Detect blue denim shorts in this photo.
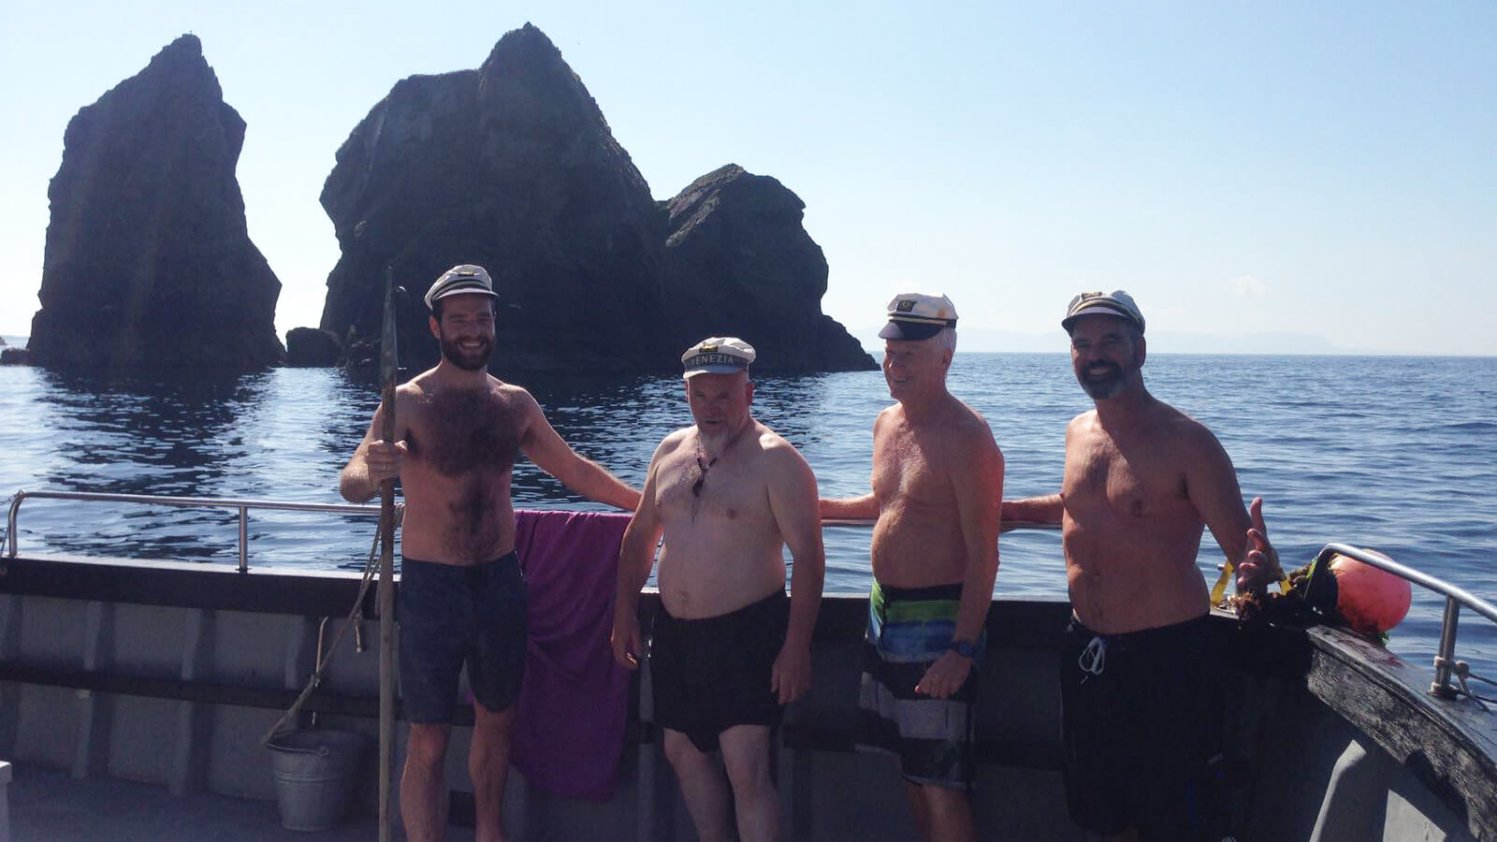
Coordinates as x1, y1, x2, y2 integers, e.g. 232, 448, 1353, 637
398, 553, 527, 723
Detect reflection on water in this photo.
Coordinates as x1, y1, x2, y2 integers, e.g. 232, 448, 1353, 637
2, 355, 1495, 676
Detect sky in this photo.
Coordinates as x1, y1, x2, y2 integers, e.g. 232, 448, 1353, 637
1, 1, 1493, 355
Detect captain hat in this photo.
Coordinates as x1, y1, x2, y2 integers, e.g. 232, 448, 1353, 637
424, 264, 497, 310
681, 337, 756, 378
1060, 290, 1146, 334
878, 293, 958, 341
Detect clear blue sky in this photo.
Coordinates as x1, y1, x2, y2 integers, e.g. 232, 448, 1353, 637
2, 1, 1493, 354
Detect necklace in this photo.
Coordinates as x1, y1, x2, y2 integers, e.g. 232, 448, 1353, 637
692, 422, 750, 497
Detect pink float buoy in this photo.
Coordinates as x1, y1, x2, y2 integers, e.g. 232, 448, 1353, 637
1330, 551, 1412, 636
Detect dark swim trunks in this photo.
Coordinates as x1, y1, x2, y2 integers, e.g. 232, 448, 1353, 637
857, 580, 982, 791
649, 590, 789, 753
1061, 614, 1227, 841
398, 553, 527, 724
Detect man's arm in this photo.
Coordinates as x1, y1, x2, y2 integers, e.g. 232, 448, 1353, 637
517, 390, 641, 512
611, 446, 666, 670
916, 424, 1004, 700
1184, 424, 1280, 593
1001, 494, 1063, 527
819, 493, 879, 520
766, 442, 826, 704
339, 400, 403, 503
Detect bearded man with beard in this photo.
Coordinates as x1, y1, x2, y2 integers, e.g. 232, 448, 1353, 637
1004, 290, 1281, 842
340, 264, 639, 842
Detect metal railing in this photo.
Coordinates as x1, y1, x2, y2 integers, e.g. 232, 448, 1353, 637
1312, 542, 1497, 700
5, 489, 393, 573
6, 490, 1492, 701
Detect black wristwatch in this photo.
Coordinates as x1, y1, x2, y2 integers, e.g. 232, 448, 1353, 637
948, 640, 977, 659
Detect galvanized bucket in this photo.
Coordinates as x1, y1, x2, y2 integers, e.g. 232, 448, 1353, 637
266, 730, 367, 831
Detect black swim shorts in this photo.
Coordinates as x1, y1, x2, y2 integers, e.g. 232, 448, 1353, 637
398, 553, 527, 724
649, 590, 788, 752
1060, 614, 1227, 840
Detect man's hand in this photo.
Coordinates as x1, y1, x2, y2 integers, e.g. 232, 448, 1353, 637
1236, 497, 1283, 593
771, 642, 813, 704
611, 614, 643, 671
364, 440, 406, 485
915, 651, 973, 699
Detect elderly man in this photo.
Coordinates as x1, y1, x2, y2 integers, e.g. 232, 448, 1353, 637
821, 294, 1005, 842
1004, 290, 1281, 842
612, 337, 825, 842
340, 264, 639, 842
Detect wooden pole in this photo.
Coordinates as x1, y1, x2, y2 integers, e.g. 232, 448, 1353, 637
377, 267, 398, 842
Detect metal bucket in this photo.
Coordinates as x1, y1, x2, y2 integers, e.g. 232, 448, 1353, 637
266, 730, 367, 831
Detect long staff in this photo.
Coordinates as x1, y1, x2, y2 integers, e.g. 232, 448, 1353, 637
377, 267, 398, 842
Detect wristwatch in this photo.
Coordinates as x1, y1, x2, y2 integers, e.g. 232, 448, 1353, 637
948, 640, 977, 658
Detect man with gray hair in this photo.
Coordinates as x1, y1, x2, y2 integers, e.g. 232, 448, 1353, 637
612, 337, 825, 842
1005, 290, 1281, 841
821, 294, 1004, 842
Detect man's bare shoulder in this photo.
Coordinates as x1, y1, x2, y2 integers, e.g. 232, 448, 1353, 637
491, 378, 535, 401
393, 373, 436, 410
1156, 403, 1230, 458
650, 427, 694, 458
1067, 409, 1099, 433
754, 422, 811, 465
949, 399, 997, 439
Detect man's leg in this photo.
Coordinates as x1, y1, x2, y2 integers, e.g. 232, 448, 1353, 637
401, 722, 451, 842
905, 782, 975, 842
719, 724, 779, 842
663, 729, 734, 842
470, 701, 517, 842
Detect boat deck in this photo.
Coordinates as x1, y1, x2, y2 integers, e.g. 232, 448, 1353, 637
7, 763, 439, 842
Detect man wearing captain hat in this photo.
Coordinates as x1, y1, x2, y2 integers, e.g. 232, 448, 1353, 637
613, 337, 825, 842
1004, 289, 1281, 840
340, 264, 640, 842
821, 294, 1004, 842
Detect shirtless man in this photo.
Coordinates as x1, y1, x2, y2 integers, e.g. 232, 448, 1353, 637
820, 294, 1004, 842
611, 337, 824, 842
1003, 290, 1281, 841
339, 264, 639, 842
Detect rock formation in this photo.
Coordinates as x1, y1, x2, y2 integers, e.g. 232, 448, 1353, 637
319, 24, 873, 374
320, 24, 669, 373
28, 35, 283, 371
661, 165, 872, 371
285, 327, 341, 367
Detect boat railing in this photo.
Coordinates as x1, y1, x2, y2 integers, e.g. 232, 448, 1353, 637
4, 489, 394, 573
1315, 542, 1497, 701
6, 490, 1493, 702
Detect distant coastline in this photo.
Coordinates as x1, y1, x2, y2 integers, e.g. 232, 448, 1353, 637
849, 326, 1479, 357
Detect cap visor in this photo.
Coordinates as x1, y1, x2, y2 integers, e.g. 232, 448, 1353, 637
879, 321, 944, 341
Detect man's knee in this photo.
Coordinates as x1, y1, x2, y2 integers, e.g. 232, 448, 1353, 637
405, 723, 452, 769
471, 701, 516, 741
719, 726, 774, 793
916, 782, 971, 814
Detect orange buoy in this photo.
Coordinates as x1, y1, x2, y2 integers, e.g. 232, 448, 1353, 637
1329, 551, 1412, 636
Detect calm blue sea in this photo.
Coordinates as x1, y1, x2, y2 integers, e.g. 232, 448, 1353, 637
2, 353, 1494, 679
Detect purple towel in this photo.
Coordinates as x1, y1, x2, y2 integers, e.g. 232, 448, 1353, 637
511, 509, 632, 801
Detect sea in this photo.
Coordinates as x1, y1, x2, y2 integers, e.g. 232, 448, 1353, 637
2, 351, 1495, 682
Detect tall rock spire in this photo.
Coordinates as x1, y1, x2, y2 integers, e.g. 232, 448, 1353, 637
29, 34, 284, 371
320, 23, 669, 372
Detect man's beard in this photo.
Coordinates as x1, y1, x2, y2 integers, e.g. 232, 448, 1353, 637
441, 335, 493, 371
1078, 360, 1126, 399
